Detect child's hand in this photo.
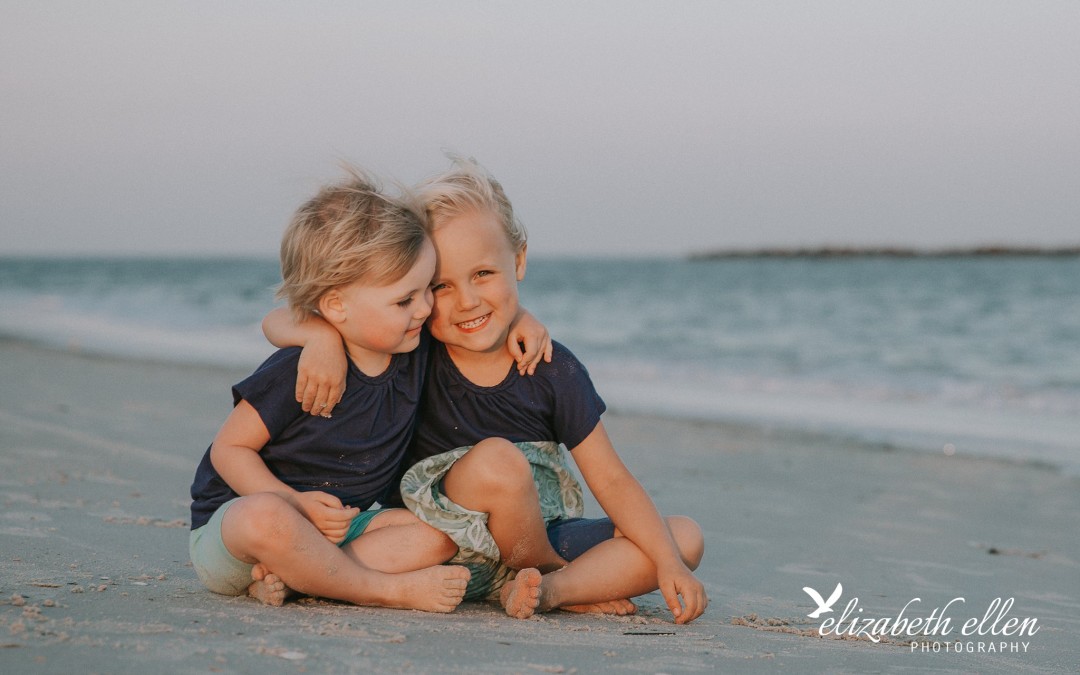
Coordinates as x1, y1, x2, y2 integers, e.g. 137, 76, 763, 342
508, 309, 553, 376
296, 334, 348, 416
657, 564, 708, 624
290, 491, 360, 544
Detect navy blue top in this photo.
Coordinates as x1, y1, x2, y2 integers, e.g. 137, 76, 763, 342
189, 332, 429, 530
408, 340, 607, 465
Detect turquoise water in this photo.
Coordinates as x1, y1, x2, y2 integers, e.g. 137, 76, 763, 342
3, 255, 1078, 471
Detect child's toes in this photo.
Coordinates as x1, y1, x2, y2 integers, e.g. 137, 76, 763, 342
500, 568, 542, 619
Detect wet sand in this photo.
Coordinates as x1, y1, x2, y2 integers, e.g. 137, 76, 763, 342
1, 339, 1077, 673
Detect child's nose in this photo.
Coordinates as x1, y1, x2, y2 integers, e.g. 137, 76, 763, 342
456, 285, 480, 310
416, 288, 434, 318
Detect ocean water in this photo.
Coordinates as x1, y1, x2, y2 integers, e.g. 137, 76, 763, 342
2, 255, 1078, 473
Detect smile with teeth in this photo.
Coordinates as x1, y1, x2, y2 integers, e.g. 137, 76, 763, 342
456, 314, 490, 331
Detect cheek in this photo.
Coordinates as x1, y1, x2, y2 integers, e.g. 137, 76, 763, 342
493, 282, 519, 309
377, 309, 410, 335
429, 295, 452, 322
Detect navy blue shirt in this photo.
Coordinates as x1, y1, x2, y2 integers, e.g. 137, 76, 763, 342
408, 340, 607, 465
190, 333, 429, 530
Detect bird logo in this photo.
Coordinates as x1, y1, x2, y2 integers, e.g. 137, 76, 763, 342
803, 583, 843, 618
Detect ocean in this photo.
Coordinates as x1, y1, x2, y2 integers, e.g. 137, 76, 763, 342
2, 255, 1078, 473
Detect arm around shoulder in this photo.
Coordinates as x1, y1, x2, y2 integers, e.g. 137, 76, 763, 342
508, 307, 553, 375
261, 307, 348, 415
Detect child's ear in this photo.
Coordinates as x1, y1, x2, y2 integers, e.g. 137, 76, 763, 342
318, 290, 346, 324
514, 244, 528, 281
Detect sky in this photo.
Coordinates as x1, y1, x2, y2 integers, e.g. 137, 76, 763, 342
2, 1, 1078, 258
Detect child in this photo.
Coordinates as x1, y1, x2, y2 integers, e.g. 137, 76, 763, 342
188, 169, 473, 611
282, 158, 707, 624
405, 158, 706, 623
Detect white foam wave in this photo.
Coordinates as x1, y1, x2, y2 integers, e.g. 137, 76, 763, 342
0, 296, 272, 368
588, 364, 1080, 474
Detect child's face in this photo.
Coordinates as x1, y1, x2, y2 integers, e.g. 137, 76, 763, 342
428, 208, 525, 359
330, 239, 437, 363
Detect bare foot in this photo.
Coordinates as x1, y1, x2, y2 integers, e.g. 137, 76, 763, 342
247, 563, 292, 607
500, 568, 542, 619
560, 598, 638, 615
379, 565, 471, 613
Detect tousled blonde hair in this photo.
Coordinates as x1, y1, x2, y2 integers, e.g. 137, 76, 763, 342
277, 168, 428, 320
414, 155, 527, 252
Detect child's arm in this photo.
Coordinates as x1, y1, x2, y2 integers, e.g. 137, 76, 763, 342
261, 305, 554, 409
209, 399, 360, 543
571, 421, 708, 624
262, 307, 347, 417
508, 308, 553, 376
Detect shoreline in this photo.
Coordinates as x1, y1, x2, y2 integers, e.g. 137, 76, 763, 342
6, 335, 1076, 477
2, 339, 1078, 672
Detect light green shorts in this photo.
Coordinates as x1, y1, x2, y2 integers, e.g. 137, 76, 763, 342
189, 497, 389, 596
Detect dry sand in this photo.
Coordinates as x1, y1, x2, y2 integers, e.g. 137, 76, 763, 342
1, 339, 1077, 673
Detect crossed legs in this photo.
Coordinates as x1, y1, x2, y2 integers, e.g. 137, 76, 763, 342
220, 493, 468, 612
503, 515, 705, 617
440, 438, 704, 618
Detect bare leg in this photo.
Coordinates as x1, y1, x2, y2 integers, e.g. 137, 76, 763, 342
247, 509, 456, 604
442, 438, 567, 573
341, 508, 458, 572
220, 493, 469, 613
502, 516, 704, 619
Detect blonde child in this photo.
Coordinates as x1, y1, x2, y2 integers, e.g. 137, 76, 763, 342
188, 170, 472, 611
405, 158, 706, 622
273, 159, 707, 623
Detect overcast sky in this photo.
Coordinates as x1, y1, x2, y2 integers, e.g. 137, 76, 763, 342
2, 1, 1078, 258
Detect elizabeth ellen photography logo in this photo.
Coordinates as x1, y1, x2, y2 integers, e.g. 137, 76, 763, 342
802, 583, 1040, 654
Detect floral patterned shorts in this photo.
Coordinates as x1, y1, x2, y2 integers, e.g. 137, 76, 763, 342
399, 441, 584, 600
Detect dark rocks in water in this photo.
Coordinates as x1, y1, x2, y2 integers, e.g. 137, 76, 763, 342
689, 245, 1080, 260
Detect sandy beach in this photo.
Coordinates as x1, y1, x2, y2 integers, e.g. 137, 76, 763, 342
1, 338, 1077, 674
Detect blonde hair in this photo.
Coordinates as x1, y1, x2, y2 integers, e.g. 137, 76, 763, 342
276, 168, 428, 321
414, 155, 527, 252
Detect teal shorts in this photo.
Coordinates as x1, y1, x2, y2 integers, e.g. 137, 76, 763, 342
189, 497, 389, 596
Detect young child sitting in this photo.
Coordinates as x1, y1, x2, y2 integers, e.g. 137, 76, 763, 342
188, 169, 472, 611
276, 158, 707, 624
